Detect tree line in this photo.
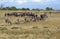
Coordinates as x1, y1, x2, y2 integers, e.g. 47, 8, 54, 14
0, 6, 54, 10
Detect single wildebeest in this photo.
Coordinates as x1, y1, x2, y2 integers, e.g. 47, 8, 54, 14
40, 13, 48, 20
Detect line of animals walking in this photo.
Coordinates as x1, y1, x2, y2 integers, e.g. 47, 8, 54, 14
5, 12, 48, 24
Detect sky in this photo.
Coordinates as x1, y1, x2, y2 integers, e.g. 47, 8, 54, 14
0, 0, 60, 10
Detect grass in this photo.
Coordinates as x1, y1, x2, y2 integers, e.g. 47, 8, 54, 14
0, 26, 59, 39
0, 10, 60, 39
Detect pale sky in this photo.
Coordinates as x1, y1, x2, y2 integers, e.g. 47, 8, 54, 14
0, 0, 60, 10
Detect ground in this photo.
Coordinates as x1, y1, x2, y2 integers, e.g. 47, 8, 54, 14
0, 10, 60, 39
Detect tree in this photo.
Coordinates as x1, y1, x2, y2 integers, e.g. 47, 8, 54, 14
21, 8, 30, 10
10, 6, 17, 10
32, 8, 40, 11
21, 8, 26, 10
46, 7, 54, 10
5, 7, 10, 10
2, 7, 10, 10
26, 8, 30, 10
1, 6, 17, 10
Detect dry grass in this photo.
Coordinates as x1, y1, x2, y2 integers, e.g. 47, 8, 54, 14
0, 10, 60, 39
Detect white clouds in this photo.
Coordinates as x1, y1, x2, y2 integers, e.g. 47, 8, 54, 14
32, 0, 41, 2
0, 0, 14, 3
15, 0, 27, 4
0, 0, 28, 4
32, 0, 56, 3
0, 0, 58, 4
45, 0, 57, 2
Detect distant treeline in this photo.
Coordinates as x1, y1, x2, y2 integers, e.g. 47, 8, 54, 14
0, 6, 54, 10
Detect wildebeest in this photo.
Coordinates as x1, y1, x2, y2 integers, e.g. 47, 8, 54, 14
5, 12, 21, 17
5, 19, 12, 24
5, 12, 37, 17
5, 12, 48, 23
40, 13, 48, 20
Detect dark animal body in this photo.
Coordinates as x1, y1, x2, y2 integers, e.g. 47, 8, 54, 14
5, 12, 48, 24
40, 13, 48, 20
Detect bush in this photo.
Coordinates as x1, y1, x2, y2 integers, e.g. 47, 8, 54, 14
0, 27, 7, 30
11, 27, 19, 29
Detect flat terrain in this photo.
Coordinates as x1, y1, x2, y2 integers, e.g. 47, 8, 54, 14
0, 10, 60, 39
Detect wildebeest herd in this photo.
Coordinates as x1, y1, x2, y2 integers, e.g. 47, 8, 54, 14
5, 12, 48, 24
